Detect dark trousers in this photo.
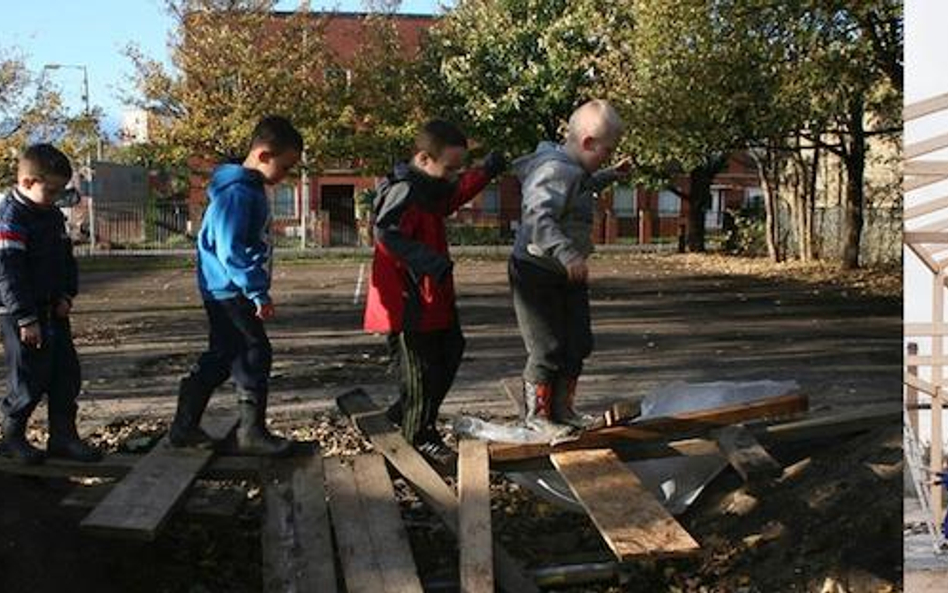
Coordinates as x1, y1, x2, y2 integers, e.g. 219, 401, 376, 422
508, 256, 592, 384
187, 297, 272, 400
387, 321, 465, 444
1, 313, 81, 422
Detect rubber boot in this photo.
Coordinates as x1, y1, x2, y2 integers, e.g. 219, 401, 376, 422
552, 376, 597, 430
523, 381, 574, 440
48, 408, 102, 462
234, 391, 293, 457
0, 415, 45, 465
168, 375, 215, 449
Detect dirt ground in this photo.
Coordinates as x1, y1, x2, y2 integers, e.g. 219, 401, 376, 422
0, 252, 901, 592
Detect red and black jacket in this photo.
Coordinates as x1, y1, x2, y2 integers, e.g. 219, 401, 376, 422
363, 163, 491, 333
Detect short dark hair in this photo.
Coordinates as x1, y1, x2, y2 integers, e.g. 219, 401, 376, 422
250, 115, 304, 155
414, 119, 468, 158
19, 143, 72, 180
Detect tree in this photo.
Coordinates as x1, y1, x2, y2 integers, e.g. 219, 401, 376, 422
421, 0, 630, 157
124, 0, 334, 167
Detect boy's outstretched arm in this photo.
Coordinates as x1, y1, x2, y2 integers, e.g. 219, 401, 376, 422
211, 190, 272, 305
376, 183, 452, 282
0, 219, 38, 327
446, 151, 507, 214
522, 161, 583, 269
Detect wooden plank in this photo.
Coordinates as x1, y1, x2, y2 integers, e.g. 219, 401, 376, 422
459, 440, 494, 593
80, 414, 239, 540
904, 355, 948, 366
0, 452, 261, 481
908, 343, 920, 435
550, 449, 700, 560
905, 161, 948, 177
906, 243, 942, 275
262, 455, 337, 593
325, 455, 422, 593
62, 481, 246, 518
499, 378, 525, 418
905, 323, 948, 336
903, 373, 937, 397
934, 270, 946, 525
905, 93, 948, 121
712, 425, 782, 483
489, 392, 808, 463
904, 175, 948, 192
905, 232, 948, 245
336, 389, 539, 593
906, 193, 948, 221
906, 132, 948, 160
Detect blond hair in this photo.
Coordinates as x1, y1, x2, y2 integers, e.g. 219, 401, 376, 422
566, 99, 624, 145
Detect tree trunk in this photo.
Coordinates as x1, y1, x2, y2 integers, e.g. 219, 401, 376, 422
685, 158, 725, 252
841, 101, 866, 270
750, 149, 781, 262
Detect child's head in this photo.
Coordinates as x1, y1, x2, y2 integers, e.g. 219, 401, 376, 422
244, 115, 303, 185
411, 119, 468, 182
565, 100, 625, 173
17, 143, 73, 206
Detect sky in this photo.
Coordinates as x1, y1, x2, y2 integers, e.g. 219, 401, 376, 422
1, 0, 447, 135
905, 0, 947, 445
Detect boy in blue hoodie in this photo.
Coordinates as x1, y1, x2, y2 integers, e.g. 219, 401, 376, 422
169, 115, 302, 456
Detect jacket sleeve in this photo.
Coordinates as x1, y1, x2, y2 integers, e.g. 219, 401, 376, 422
60, 210, 78, 301
585, 166, 623, 194
447, 168, 492, 214
521, 161, 583, 267
375, 182, 451, 281
211, 188, 271, 305
0, 211, 38, 326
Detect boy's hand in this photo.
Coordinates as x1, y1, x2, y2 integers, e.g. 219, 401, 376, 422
565, 258, 589, 284
613, 156, 634, 179
256, 302, 276, 321
482, 151, 508, 179
20, 322, 42, 348
54, 299, 72, 319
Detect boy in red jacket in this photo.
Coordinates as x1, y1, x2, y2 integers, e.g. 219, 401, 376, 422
364, 120, 505, 467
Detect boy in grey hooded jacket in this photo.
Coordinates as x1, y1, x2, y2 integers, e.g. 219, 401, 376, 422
509, 100, 630, 437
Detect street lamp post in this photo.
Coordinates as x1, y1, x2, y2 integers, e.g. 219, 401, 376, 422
43, 63, 99, 251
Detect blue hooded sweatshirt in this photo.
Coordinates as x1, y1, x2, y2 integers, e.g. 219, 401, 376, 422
197, 164, 272, 305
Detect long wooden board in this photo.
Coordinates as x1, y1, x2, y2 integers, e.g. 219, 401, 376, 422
336, 388, 539, 593
712, 425, 782, 483
325, 454, 423, 593
489, 392, 808, 463
262, 454, 338, 593
459, 439, 494, 593
550, 449, 700, 560
80, 414, 238, 540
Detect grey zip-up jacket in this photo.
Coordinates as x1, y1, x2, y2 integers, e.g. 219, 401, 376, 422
512, 141, 622, 275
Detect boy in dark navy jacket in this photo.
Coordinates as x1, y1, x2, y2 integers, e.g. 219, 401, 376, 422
0, 143, 100, 465
363, 120, 506, 467
169, 115, 301, 457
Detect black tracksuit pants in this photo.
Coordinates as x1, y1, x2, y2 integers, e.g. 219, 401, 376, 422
387, 321, 465, 445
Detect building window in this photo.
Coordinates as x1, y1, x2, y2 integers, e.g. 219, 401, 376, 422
482, 183, 500, 214
613, 185, 636, 217
271, 183, 297, 219
745, 187, 764, 210
658, 190, 681, 215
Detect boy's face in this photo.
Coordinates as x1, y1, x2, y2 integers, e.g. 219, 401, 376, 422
415, 146, 467, 182
579, 135, 617, 173
18, 173, 70, 206
258, 148, 301, 185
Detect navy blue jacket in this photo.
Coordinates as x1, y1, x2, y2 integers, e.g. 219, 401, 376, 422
0, 188, 78, 327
